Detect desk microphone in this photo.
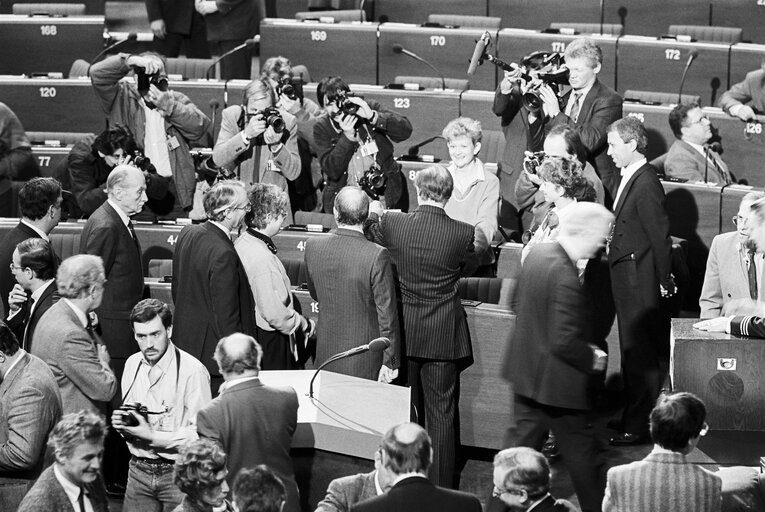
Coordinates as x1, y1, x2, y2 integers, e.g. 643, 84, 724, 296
89, 32, 138, 70
308, 337, 390, 398
400, 135, 444, 160
392, 44, 447, 90
677, 49, 699, 104
205, 38, 259, 80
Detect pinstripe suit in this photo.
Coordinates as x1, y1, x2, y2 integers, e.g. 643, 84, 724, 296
603, 451, 722, 512
365, 204, 475, 488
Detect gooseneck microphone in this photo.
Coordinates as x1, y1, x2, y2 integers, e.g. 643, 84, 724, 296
308, 337, 391, 398
205, 38, 259, 80
677, 50, 699, 104
89, 32, 138, 71
392, 44, 447, 90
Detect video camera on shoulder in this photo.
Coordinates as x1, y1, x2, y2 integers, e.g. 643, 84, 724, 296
517, 51, 569, 113
276, 76, 304, 102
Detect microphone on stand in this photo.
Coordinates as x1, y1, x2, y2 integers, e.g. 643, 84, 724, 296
359, 0, 366, 22
399, 135, 444, 160
677, 49, 699, 104
89, 32, 138, 71
392, 44, 447, 90
205, 38, 259, 80
467, 32, 490, 76
308, 337, 390, 398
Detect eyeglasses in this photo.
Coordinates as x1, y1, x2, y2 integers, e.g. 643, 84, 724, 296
231, 203, 251, 212
492, 486, 524, 499
9, 263, 25, 272
733, 215, 748, 226
689, 115, 710, 125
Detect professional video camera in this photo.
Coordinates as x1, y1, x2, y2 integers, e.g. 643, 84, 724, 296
276, 76, 304, 101
246, 107, 286, 133
357, 163, 386, 200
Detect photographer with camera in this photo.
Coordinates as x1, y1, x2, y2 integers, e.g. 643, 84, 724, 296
213, 78, 301, 223
63, 125, 173, 218
112, 298, 211, 511
261, 56, 324, 213
314, 76, 413, 213
494, 38, 622, 204
90, 53, 211, 220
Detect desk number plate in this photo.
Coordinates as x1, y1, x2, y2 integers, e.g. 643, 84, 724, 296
717, 358, 737, 371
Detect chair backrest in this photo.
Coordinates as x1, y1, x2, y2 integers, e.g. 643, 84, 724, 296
458, 277, 517, 309
427, 14, 501, 29
166, 57, 216, 80
650, 152, 668, 175
50, 232, 82, 261
295, 9, 365, 22
291, 64, 312, 83
148, 259, 173, 279
294, 211, 337, 229
68, 58, 91, 78
624, 90, 701, 106
668, 24, 743, 43
495, 242, 523, 280
477, 130, 506, 166
27, 131, 93, 146
307, 0, 361, 8
393, 76, 469, 91
13, 3, 86, 15
549, 22, 623, 36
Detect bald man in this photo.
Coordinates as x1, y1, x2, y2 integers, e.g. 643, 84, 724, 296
196, 333, 300, 512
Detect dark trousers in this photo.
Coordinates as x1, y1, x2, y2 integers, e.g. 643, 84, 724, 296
153, 12, 210, 58
408, 358, 459, 489
509, 395, 604, 512
209, 40, 252, 80
257, 326, 295, 371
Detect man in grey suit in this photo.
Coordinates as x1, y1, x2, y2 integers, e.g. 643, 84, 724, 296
305, 186, 400, 382
32, 254, 117, 415
0, 321, 62, 511
197, 333, 300, 512
665, 103, 732, 184
365, 165, 475, 488
603, 392, 722, 512
700, 192, 765, 318
17, 410, 110, 512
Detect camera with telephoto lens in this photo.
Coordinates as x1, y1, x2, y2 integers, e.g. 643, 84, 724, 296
515, 51, 569, 114
358, 163, 387, 200
133, 66, 169, 96
118, 402, 150, 427
132, 150, 157, 174
248, 107, 286, 133
276, 76, 303, 101
522, 150, 547, 175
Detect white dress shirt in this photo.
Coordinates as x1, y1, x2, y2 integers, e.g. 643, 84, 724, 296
613, 157, 647, 209
54, 463, 94, 512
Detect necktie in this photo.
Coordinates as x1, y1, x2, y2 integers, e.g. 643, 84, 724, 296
78, 487, 86, 512
570, 92, 582, 123
85, 316, 98, 345
127, 220, 143, 258
21, 297, 36, 351
709, 152, 731, 185
748, 249, 758, 300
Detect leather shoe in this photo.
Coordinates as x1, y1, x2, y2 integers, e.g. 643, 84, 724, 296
609, 432, 650, 446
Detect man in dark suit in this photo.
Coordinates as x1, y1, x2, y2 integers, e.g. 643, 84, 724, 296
0, 321, 62, 512
665, 103, 731, 184
172, 180, 254, 391
145, 0, 209, 58
0, 177, 61, 317
17, 410, 109, 512
365, 165, 475, 488
6, 238, 59, 351
606, 117, 674, 446
504, 200, 611, 512
197, 333, 300, 512
32, 255, 117, 416
353, 423, 481, 512
305, 186, 400, 382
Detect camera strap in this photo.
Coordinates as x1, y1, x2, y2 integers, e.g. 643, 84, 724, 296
122, 346, 182, 401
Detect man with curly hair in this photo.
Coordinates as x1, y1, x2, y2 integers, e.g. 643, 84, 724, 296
173, 438, 231, 512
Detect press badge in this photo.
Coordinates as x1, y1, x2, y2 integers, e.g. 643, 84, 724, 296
167, 135, 181, 151
360, 140, 379, 157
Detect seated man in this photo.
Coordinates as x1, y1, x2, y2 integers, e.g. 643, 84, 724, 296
490, 447, 571, 512
719, 65, 765, 121
603, 392, 721, 512
0, 102, 39, 214
665, 103, 732, 184
17, 410, 109, 512
90, 52, 211, 219
700, 192, 765, 318
63, 125, 170, 218
233, 465, 286, 512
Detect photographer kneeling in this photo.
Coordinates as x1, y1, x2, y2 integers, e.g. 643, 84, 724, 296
213, 78, 301, 224
314, 76, 412, 212
62, 125, 173, 218
112, 298, 211, 511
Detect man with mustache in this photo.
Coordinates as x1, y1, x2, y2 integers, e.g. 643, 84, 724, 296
111, 298, 211, 511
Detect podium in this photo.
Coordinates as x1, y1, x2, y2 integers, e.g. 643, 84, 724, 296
259, 370, 411, 459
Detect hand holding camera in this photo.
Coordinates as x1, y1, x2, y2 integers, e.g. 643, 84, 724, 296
538, 84, 561, 117
244, 115, 267, 140
127, 55, 163, 75
343, 96, 374, 122
337, 113, 357, 139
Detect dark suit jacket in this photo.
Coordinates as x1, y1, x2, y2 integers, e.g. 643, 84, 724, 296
352, 476, 481, 512
305, 228, 400, 378
203, 0, 261, 41
32, 300, 117, 415
0, 222, 40, 317
603, 451, 722, 512
16, 464, 109, 512
196, 378, 299, 512
80, 201, 143, 359
316, 470, 378, 512
0, 352, 62, 480
504, 242, 597, 410
7, 279, 60, 352
608, 163, 673, 311
365, 205, 474, 361
145, 0, 195, 35
172, 221, 255, 376
547, 79, 623, 197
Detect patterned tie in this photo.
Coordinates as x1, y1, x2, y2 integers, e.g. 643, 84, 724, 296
709, 152, 731, 185
748, 249, 758, 300
570, 92, 582, 123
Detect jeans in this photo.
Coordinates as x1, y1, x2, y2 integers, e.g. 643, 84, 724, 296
123, 457, 183, 512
